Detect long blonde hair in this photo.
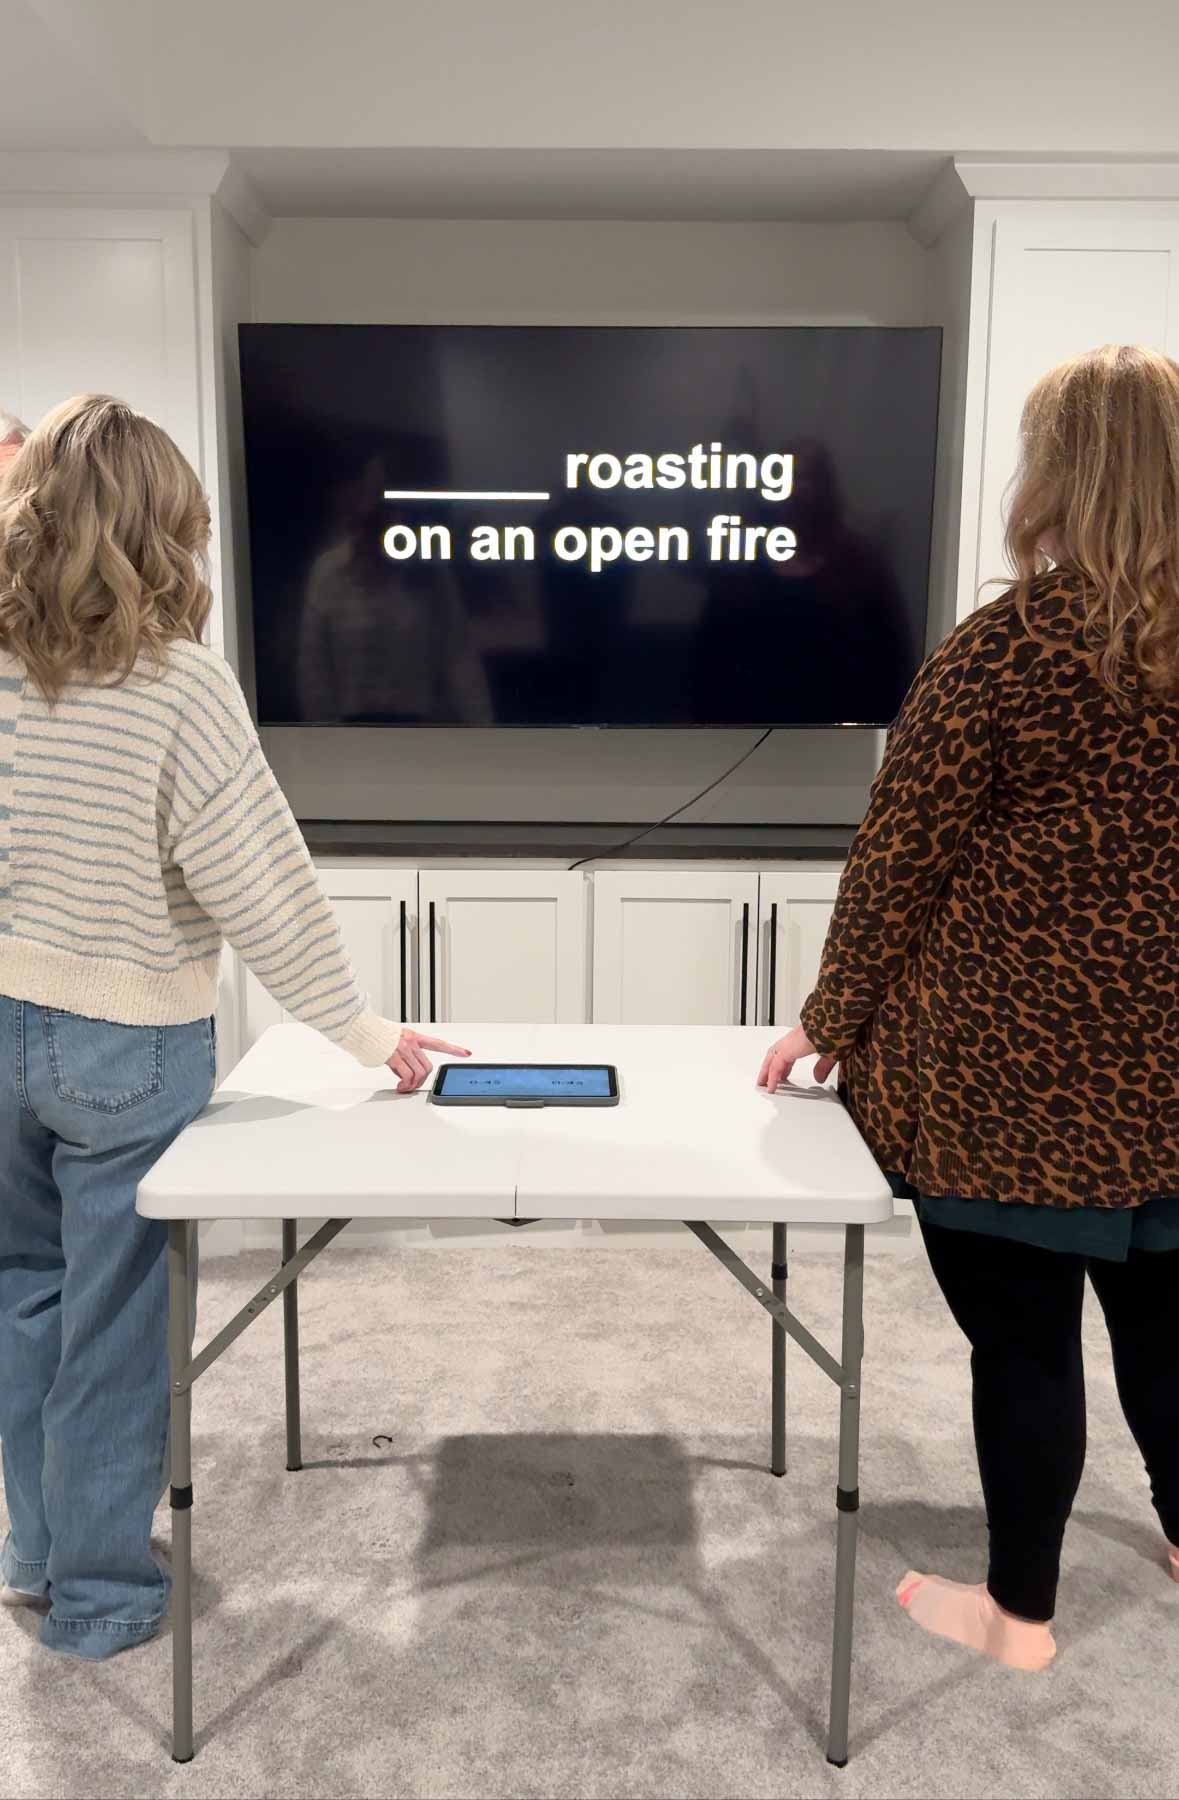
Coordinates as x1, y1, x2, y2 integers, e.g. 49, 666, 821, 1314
1004, 344, 1179, 705
0, 394, 211, 700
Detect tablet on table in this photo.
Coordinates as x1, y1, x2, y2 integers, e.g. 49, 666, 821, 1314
429, 1063, 620, 1107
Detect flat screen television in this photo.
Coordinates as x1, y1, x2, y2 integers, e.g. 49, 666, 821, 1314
238, 324, 941, 728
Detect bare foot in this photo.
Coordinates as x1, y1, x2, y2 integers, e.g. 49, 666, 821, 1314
897, 1571, 1056, 1671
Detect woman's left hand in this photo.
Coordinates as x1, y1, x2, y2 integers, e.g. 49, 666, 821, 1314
757, 1024, 837, 1093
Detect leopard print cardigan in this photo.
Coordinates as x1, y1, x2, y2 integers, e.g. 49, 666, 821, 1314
800, 572, 1179, 1210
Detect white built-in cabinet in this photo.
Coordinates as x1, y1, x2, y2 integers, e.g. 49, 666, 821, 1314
0, 207, 202, 473
245, 866, 595, 1040
418, 870, 589, 1025
759, 872, 841, 1030
234, 865, 842, 1052
958, 201, 1179, 621
241, 866, 417, 1044
591, 871, 760, 1025
591, 868, 842, 1029
0, 186, 249, 1072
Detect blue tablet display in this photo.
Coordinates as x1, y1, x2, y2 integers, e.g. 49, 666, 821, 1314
438, 1065, 614, 1099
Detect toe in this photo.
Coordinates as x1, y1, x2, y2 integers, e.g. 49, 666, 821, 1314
896, 1572, 923, 1609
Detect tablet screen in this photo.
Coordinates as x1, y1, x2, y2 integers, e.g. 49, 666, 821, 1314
435, 1064, 614, 1100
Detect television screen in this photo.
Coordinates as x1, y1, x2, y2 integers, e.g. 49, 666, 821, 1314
239, 324, 941, 727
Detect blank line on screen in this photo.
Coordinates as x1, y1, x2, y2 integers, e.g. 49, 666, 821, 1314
382, 489, 551, 501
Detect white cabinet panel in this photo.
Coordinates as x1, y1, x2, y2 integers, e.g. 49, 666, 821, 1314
242, 866, 416, 1050
759, 871, 841, 1030
592, 872, 759, 1025
419, 870, 588, 1024
962, 206, 1179, 620
0, 209, 201, 470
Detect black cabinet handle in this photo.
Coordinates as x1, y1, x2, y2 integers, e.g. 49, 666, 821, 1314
428, 900, 437, 1024
739, 902, 750, 1026
399, 898, 408, 1022
768, 902, 778, 1028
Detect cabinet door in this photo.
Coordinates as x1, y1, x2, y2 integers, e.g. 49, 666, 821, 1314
241, 866, 417, 1050
962, 205, 1179, 621
0, 206, 222, 642
0, 208, 201, 471
418, 871, 588, 1024
759, 871, 842, 1030
592, 872, 759, 1025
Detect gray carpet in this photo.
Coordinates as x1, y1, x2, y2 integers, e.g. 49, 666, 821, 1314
1, 1242, 1176, 1800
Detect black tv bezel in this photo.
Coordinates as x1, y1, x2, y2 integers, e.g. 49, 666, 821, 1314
238, 320, 944, 732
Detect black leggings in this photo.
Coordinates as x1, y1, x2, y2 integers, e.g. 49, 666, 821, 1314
919, 1218, 1179, 1622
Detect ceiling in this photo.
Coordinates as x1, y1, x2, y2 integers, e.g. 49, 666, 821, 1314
0, 0, 950, 223
4, 0, 1179, 228
0, 1, 144, 148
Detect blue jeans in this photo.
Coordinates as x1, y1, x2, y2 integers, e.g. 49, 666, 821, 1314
0, 998, 215, 1658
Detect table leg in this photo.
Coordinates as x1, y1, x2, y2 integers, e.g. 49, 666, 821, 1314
282, 1219, 303, 1472
771, 1222, 787, 1476
826, 1223, 865, 1769
167, 1221, 195, 1764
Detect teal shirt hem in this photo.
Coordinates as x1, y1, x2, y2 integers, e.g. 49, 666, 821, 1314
890, 1174, 1179, 1262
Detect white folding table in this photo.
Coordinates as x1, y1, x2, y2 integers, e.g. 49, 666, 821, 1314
137, 1023, 893, 1769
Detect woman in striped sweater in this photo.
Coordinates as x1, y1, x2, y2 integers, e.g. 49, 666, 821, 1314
0, 394, 467, 1659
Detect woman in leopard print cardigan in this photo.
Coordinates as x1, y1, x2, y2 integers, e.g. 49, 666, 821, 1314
760, 345, 1179, 1673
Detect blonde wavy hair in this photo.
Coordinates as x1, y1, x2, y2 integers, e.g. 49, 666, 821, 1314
0, 394, 211, 700
1005, 344, 1179, 706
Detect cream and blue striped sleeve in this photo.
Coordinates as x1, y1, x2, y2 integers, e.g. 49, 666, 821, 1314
171, 662, 404, 1067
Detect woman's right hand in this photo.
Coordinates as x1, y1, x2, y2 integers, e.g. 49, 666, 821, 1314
387, 1029, 471, 1093
757, 1024, 837, 1093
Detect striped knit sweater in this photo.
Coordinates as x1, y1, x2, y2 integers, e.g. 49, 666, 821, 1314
0, 641, 403, 1066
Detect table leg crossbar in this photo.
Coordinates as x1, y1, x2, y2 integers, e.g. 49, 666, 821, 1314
166, 1215, 866, 1769
684, 1222, 847, 1387
170, 1218, 350, 1399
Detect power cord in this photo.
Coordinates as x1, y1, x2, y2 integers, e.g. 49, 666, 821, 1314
568, 729, 775, 871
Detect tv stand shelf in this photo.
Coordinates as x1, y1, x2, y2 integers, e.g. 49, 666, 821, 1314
299, 821, 856, 860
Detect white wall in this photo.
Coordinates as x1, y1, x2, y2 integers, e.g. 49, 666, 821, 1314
203, 197, 257, 1074
254, 216, 947, 826
256, 218, 930, 327
207, 197, 255, 682
924, 203, 976, 648
144, 0, 1179, 156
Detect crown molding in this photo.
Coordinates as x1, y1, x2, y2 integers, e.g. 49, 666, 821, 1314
211, 161, 271, 246
0, 150, 271, 243
910, 157, 1179, 245
0, 148, 230, 196
954, 159, 1179, 203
